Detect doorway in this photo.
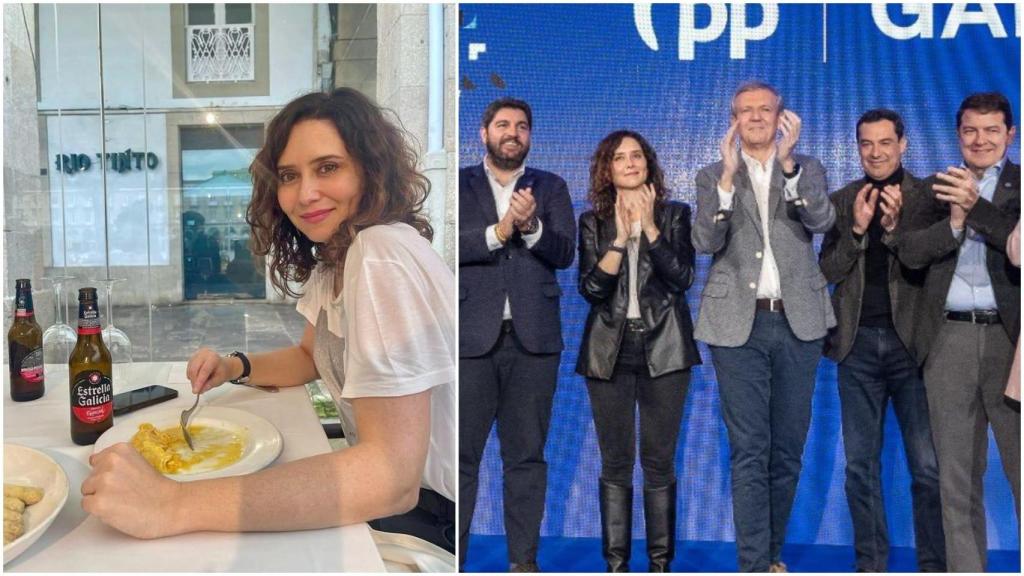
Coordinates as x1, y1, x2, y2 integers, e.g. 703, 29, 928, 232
180, 124, 265, 300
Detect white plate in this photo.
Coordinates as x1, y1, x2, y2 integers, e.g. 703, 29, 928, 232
93, 407, 283, 481
3, 444, 70, 565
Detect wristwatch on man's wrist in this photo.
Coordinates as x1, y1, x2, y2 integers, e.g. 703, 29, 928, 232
782, 162, 800, 179
519, 216, 540, 235
227, 351, 251, 384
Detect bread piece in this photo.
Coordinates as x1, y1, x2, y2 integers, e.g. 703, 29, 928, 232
3, 507, 22, 523
4, 484, 43, 505
3, 516, 24, 543
3, 496, 25, 513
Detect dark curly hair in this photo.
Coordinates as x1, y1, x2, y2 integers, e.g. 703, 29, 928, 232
587, 130, 667, 220
247, 88, 433, 298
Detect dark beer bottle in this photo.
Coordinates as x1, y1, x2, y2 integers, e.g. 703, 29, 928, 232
8, 279, 44, 401
69, 287, 113, 445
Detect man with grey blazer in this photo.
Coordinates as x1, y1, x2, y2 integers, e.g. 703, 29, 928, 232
692, 81, 835, 573
886, 92, 1020, 572
818, 109, 945, 572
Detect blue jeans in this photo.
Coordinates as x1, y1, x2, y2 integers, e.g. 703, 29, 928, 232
710, 310, 823, 572
838, 326, 945, 572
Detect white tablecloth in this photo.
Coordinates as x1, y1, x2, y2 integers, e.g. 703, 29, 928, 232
3, 362, 386, 572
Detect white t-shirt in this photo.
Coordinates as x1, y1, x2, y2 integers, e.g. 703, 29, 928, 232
296, 222, 456, 502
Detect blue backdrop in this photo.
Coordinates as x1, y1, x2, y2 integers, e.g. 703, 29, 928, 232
459, 0, 1020, 560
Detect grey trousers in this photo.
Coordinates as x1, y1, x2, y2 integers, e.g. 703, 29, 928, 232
923, 319, 1021, 572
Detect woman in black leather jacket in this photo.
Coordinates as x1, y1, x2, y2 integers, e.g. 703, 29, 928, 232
576, 130, 701, 572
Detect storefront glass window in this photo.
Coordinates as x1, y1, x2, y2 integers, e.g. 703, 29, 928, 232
7, 3, 340, 428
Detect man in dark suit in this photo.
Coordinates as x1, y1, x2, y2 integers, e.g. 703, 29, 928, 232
458, 97, 576, 572
692, 81, 835, 572
819, 109, 945, 572
886, 92, 1020, 572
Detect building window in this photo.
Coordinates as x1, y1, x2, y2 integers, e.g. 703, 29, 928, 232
186, 3, 254, 83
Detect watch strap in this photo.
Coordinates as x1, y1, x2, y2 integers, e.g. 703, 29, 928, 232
228, 351, 251, 384
520, 216, 540, 235
782, 162, 801, 179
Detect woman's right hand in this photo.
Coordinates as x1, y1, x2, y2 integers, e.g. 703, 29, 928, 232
186, 348, 236, 395
613, 193, 630, 245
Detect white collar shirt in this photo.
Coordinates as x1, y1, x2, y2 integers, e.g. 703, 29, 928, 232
482, 156, 543, 319
741, 149, 783, 299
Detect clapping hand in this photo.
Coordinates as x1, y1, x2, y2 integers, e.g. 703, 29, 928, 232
878, 184, 902, 233
852, 183, 879, 236
639, 183, 659, 241
777, 110, 802, 170
933, 167, 979, 209
511, 187, 539, 233
613, 193, 631, 246
933, 166, 978, 230
495, 188, 531, 242
720, 120, 741, 187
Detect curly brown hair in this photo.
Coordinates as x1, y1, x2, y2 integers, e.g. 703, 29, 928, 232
247, 88, 433, 298
587, 130, 668, 220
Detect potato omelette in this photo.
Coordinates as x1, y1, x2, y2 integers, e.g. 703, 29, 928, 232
131, 423, 245, 474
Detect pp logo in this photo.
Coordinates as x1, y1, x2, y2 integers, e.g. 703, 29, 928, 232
633, 3, 779, 60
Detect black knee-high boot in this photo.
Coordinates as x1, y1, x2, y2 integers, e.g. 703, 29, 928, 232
600, 479, 633, 572
644, 480, 676, 572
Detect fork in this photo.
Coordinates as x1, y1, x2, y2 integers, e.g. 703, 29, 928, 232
179, 393, 200, 450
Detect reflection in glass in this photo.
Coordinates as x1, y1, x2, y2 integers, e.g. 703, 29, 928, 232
181, 126, 264, 300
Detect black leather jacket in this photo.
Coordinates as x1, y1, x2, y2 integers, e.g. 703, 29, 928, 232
575, 201, 702, 379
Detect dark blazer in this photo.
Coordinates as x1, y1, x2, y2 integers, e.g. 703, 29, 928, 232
459, 163, 577, 357
819, 170, 928, 363
884, 160, 1020, 364
576, 201, 701, 380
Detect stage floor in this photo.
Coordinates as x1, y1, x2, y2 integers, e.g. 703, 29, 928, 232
462, 534, 1022, 572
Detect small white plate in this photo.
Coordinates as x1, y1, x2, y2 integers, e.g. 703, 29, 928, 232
93, 407, 283, 482
3, 444, 70, 565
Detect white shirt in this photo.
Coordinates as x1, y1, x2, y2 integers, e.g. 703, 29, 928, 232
482, 157, 544, 319
945, 158, 1004, 311
296, 222, 456, 501
627, 221, 642, 319
716, 148, 801, 299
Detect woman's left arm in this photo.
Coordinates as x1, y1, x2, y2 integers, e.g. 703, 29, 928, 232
82, 228, 449, 538
646, 204, 696, 293
81, 391, 430, 537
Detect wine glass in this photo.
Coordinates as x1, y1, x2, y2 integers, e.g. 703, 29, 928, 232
96, 278, 133, 385
2, 293, 11, 363
41, 275, 78, 364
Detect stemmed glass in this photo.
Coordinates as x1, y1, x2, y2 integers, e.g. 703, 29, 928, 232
41, 275, 78, 364
96, 278, 133, 385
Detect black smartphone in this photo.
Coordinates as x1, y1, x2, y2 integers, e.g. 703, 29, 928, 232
113, 385, 179, 416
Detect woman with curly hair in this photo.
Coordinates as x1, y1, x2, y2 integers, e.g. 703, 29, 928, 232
577, 130, 701, 572
82, 89, 456, 552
